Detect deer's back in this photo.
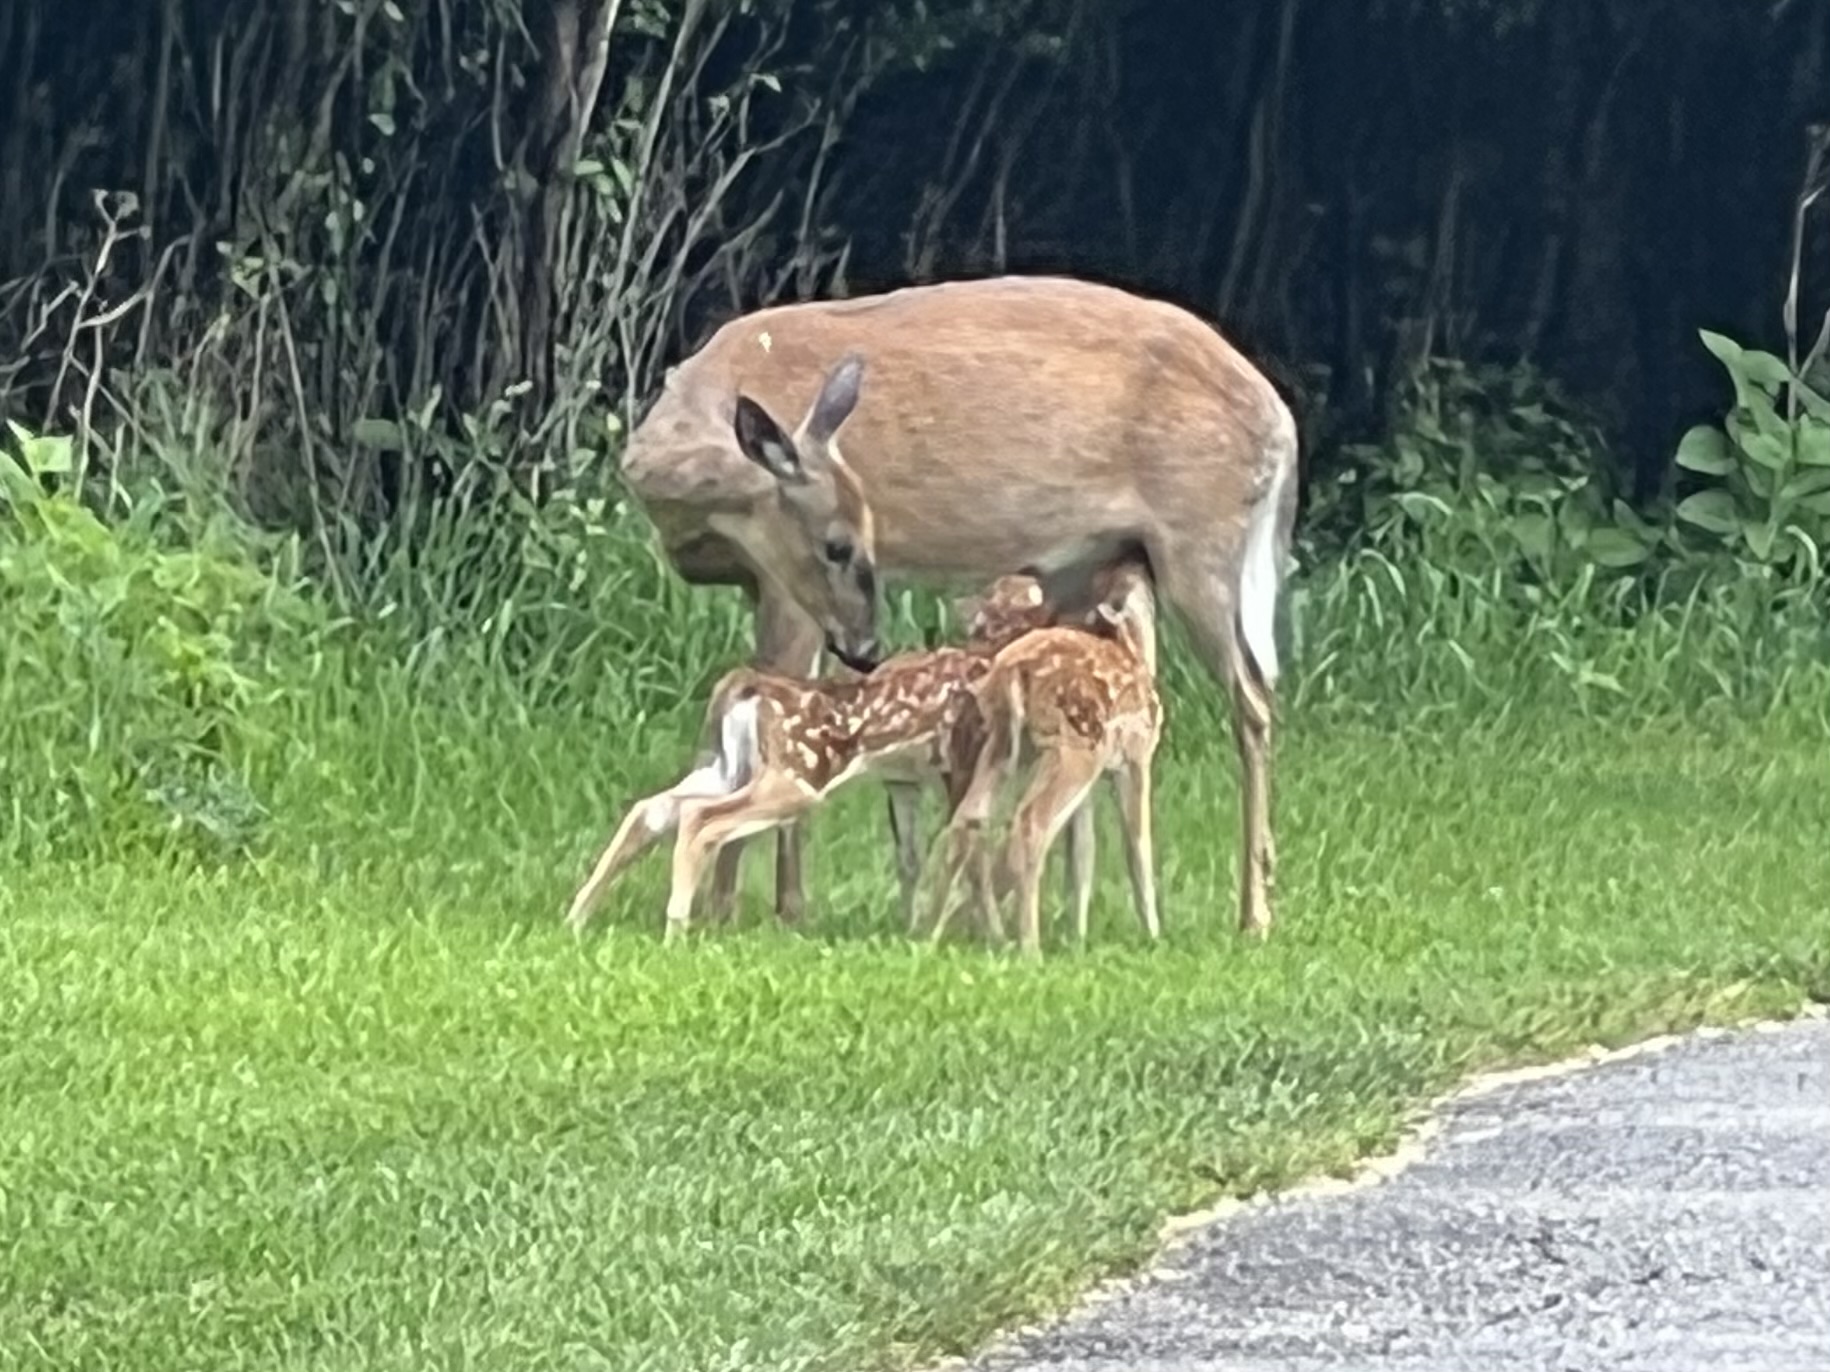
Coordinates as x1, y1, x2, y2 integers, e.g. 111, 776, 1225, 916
990, 627, 1160, 753
624, 276, 1291, 581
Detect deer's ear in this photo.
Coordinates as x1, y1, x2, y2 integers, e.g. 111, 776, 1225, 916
804, 352, 865, 446
733, 394, 806, 483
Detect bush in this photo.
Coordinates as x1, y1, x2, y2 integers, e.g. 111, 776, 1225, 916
0, 422, 319, 858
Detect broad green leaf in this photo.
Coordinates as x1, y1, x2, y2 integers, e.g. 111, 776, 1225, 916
1798, 418, 1830, 467
1698, 328, 1743, 369
1739, 426, 1789, 471
571, 158, 605, 178
1394, 490, 1452, 521
1674, 424, 1731, 474
1610, 498, 1654, 536
1674, 488, 1740, 534
1738, 347, 1793, 397
30, 434, 73, 476
1780, 467, 1830, 500
1584, 526, 1651, 567
1510, 512, 1554, 564
1797, 379, 1830, 424
352, 418, 405, 451
1744, 519, 1776, 561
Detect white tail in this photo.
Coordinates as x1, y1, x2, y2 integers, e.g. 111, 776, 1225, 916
622, 274, 1298, 937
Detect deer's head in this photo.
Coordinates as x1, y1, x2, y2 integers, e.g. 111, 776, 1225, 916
954, 574, 1053, 651
730, 353, 882, 673
1085, 559, 1158, 671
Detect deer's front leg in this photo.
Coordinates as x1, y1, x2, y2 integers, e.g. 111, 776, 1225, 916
709, 582, 824, 926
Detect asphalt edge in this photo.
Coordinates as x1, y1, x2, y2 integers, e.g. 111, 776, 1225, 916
919, 997, 1829, 1372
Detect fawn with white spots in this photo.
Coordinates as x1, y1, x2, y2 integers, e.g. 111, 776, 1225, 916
922, 558, 1162, 957
561, 574, 1119, 941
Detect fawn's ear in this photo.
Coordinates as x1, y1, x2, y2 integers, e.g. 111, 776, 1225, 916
1090, 598, 1126, 632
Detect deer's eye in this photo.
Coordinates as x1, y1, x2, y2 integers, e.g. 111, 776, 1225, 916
823, 538, 854, 567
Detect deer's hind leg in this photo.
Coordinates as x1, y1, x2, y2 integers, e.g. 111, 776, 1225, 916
1155, 541, 1278, 938
667, 773, 814, 943
565, 756, 736, 936
1005, 748, 1103, 958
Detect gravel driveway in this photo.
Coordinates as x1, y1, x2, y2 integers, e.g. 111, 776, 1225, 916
964, 1012, 1830, 1372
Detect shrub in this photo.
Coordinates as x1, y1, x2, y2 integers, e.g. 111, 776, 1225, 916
0, 422, 319, 858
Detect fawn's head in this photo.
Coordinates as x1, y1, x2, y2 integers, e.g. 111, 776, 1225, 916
1084, 559, 1157, 670
731, 352, 882, 673
953, 574, 1054, 651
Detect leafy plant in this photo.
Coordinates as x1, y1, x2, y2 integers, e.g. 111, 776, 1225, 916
0, 421, 317, 857
1308, 357, 1657, 582
1670, 127, 1830, 586
1671, 329, 1830, 577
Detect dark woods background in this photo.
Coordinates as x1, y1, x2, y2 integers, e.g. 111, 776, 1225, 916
2, 0, 1827, 558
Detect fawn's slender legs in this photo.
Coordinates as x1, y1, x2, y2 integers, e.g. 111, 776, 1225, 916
665, 774, 812, 942
1061, 801, 1096, 942
707, 586, 823, 925
565, 761, 731, 935
886, 782, 925, 934
1004, 750, 1103, 957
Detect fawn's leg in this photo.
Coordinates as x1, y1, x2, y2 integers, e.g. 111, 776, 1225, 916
1110, 751, 1161, 940
1005, 749, 1103, 958
925, 705, 1017, 945
565, 759, 732, 935
666, 775, 812, 944
708, 584, 823, 926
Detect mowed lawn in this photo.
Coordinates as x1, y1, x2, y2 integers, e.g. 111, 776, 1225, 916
2, 699, 1826, 1372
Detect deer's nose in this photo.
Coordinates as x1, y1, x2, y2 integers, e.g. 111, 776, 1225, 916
828, 634, 881, 675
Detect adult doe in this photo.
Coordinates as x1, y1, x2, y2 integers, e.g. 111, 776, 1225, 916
620, 275, 1298, 936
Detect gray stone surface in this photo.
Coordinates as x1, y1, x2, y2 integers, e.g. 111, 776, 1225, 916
969, 1016, 1830, 1372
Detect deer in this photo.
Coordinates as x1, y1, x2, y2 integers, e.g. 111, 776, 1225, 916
921, 558, 1161, 957
561, 573, 1108, 943
619, 273, 1299, 939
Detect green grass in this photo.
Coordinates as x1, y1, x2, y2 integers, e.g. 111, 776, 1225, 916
3, 676, 1827, 1372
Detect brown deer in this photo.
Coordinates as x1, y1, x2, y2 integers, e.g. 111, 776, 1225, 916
922, 559, 1162, 957
621, 274, 1298, 937
562, 574, 1102, 942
